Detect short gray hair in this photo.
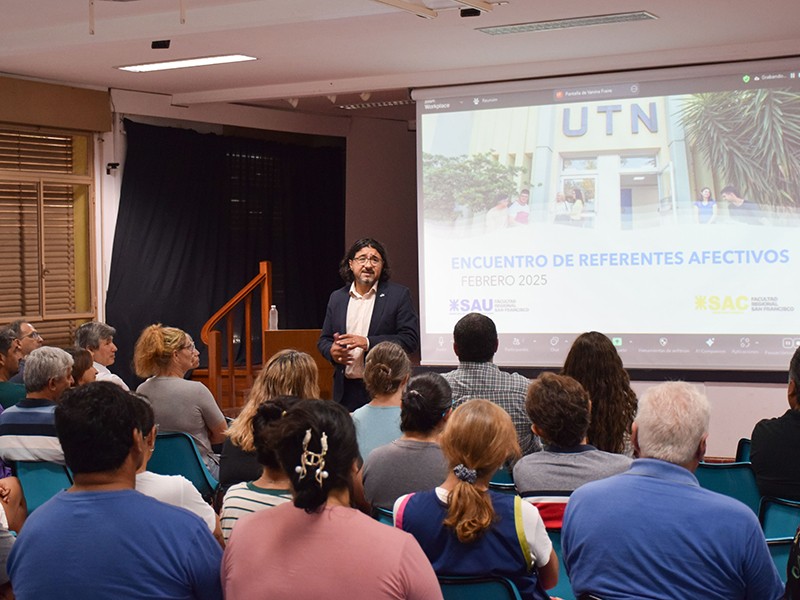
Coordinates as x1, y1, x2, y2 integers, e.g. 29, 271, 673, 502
24, 347, 73, 393
75, 322, 116, 351
635, 381, 710, 465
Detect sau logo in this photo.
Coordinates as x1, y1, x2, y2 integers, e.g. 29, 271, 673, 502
449, 298, 494, 313
695, 295, 749, 312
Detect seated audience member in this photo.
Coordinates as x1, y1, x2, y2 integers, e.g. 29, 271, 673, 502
63, 347, 97, 387
0, 329, 24, 409
0, 474, 24, 599
132, 394, 223, 547
74, 321, 129, 390
352, 341, 410, 460
222, 399, 442, 600
7, 321, 43, 386
220, 397, 296, 543
0, 347, 73, 464
395, 399, 558, 600
7, 382, 223, 600
219, 350, 319, 493
362, 372, 451, 510
561, 331, 637, 455
134, 324, 227, 479
562, 381, 783, 600
442, 313, 540, 455
751, 346, 800, 500
513, 373, 632, 528
0, 477, 26, 535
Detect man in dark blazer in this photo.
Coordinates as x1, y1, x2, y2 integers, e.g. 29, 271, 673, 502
318, 238, 419, 411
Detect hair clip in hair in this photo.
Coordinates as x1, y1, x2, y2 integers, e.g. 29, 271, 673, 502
453, 463, 477, 485
295, 428, 329, 487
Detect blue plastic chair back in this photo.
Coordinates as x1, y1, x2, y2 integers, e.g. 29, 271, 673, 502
695, 461, 760, 514
439, 576, 523, 600
548, 529, 576, 600
14, 461, 72, 513
735, 438, 751, 463
147, 432, 218, 502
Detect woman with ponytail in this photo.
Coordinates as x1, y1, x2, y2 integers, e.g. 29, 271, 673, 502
134, 324, 227, 478
222, 399, 442, 600
362, 372, 451, 510
394, 399, 558, 599
219, 396, 298, 543
351, 341, 411, 459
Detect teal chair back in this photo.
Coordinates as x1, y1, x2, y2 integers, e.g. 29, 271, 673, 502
760, 496, 800, 538
766, 537, 793, 584
373, 506, 394, 525
548, 529, 576, 600
735, 438, 751, 463
439, 576, 523, 600
758, 496, 799, 584
14, 461, 72, 513
489, 467, 516, 494
147, 432, 218, 502
695, 461, 760, 514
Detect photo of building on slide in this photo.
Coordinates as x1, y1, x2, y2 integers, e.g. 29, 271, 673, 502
421, 89, 800, 234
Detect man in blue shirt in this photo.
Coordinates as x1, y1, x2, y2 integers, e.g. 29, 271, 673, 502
7, 382, 223, 600
562, 381, 783, 600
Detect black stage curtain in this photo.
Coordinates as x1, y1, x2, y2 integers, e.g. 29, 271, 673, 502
107, 119, 345, 387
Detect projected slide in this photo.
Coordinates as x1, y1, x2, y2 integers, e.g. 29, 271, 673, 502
415, 59, 800, 370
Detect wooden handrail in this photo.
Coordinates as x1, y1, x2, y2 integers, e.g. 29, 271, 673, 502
200, 261, 272, 410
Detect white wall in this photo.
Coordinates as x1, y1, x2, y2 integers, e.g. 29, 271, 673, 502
344, 117, 419, 310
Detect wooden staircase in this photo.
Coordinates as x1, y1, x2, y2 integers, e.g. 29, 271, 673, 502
195, 260, 333, 415
199, 261, 272, 415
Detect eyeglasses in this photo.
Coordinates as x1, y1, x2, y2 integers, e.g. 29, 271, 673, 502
351, 255, 383, 266
183, 342, 196, 351
22, 331, 42, 340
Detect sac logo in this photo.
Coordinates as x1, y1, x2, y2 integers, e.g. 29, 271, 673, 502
449, 299, 494, 313
694, 295, 749, 312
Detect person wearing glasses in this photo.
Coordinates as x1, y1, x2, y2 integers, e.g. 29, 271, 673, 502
133, 324, 227, 479
318, 238, 419, 411
7, 320, 43, 385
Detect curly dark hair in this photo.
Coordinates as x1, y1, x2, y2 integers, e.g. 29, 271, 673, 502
525, 373, 590, 447
561, 332, 637, 454
338, 238, 391, 284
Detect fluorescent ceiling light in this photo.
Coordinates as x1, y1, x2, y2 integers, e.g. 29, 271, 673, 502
478, 11, 657, 35
117, 54, 257, 73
